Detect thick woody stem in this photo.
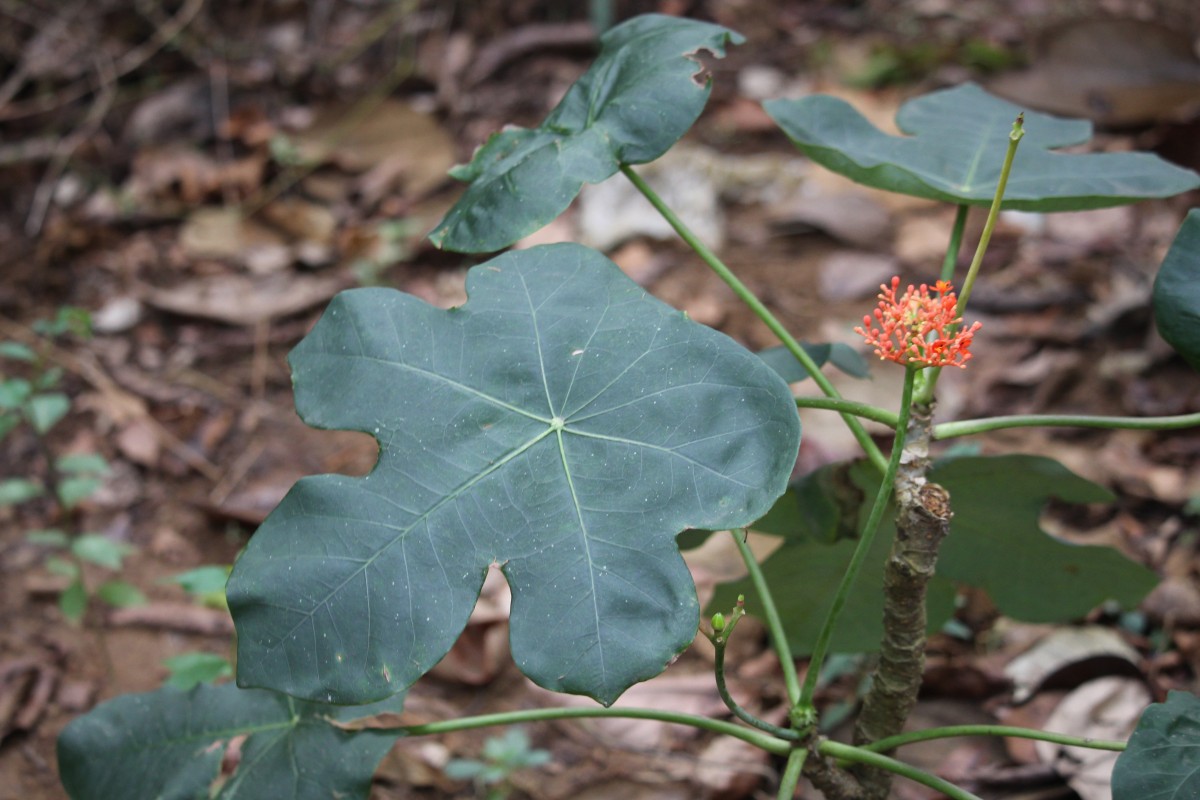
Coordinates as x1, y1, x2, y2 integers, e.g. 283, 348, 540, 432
851, 401, 952, 799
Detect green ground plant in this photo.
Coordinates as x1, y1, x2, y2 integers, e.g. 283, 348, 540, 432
1, 308, 145, 624
56, 15, 1200, 800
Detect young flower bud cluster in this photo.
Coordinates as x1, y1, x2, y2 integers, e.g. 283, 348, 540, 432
855, 277, 981, 368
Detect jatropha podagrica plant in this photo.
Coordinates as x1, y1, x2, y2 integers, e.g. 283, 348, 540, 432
56, 14, 1200, 800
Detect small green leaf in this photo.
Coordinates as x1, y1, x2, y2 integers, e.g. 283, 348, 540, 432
165, 565, 230, 595
57, 477, 103, 509
0, 378, 31, 409
228, 243, 800, 706
27, 528, 69, 548
56, 684, 405, 800
55, 453, 109, 476
429, 15, 744, 252
161, 652, 233, 690
1154, 209, 1200, 370
71, 535, 134, 570
26, 392, 70, 433
96, 580, 147, 608
0, 477, 45, 506
0, 341, 36, 362
716, 455, 1157, 652
46, 556, 79, 579
766, 83, 1200, 211
1112, 691, 1200, 800
35, 366, 63, 391
60, 578, 88, 624
34, 306, 91, 339
0, 412, 18, 442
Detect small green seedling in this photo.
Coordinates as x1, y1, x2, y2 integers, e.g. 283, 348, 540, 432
444, 728, 552, 800
2, 310, 145, 623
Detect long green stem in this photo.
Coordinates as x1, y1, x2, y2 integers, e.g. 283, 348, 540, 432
393, 706, 791, 755
620, 164, 887, 474
861, 724, 1126, 754
939, 205, 970, 282
914, 115, 1024, 406
936, 411, 1200, 438
798, 366, 917, 710
778, 748, 807, 799
819, 741, 984, 800
795, 397, 899, 428
714, 629, 801, 740
732, 530, 802, 705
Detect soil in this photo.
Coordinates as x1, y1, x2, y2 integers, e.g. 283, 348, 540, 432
2, 2, 1200, 799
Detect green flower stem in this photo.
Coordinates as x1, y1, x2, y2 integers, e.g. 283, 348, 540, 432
818, 740, 984, 800
620, 164, 888, 474
795, 396, 899, 428
935, 411, 1200, 438
798, 366, 917, 711
861, 724, 1126, 754
956, 114, 1024, 316
713, 626, 801, 741
939, 205, 970, 282
392, 706, 791, 756
732, 530, 802, 706
914, 114, 1024, 407
778, 747, 808, 800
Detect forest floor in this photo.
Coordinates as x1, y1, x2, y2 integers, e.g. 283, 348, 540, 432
2, 1, 1200, 798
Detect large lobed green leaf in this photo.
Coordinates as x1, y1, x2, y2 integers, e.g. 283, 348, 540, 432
57, 684, 403, 800
714, 455, 1157, 653
428, 15, 743, 253
1112, 691, 1200, 800
766, 83, 1200, 211
1154, 209, 1200, 370
227, 243, 800, 706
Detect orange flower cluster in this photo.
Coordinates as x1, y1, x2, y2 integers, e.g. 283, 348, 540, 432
855, 277, 981, 368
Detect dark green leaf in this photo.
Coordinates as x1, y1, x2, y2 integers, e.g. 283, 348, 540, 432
57, 684, 404, 800
766, 83, 1200, 211
162, 652, 234, 689
1154, 209, 1200, 370
429, 15, 743, 252
1112, 691, 1200, 800
756, 343, 869, 384
96, 579, 147, 608
60, 578, 87, 624
26, 392, 70, 434
228, 243, 800, 705
716, 455, 1156, 652
71, 534, 134, 570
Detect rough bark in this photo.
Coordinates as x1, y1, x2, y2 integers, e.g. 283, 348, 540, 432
851, 402, 952, 799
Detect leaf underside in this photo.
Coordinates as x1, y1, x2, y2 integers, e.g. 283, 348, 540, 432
1154, 209, 1200, 370
57, 684, 403, 800
714, 455, 1157, 653
428, 14, 744, 253
1112, 691, 1200, 800
227, 243, 800, 706
766, 83, 1200, 211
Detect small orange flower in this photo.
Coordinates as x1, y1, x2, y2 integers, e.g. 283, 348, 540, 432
854, 277, 981, 368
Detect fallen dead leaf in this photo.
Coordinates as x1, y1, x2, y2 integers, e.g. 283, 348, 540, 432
142, 272, 344, 326
1034, 677, 1150, 800
1005, 627, 1142, 703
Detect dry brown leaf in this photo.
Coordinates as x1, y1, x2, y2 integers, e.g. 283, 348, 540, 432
989, 19, 1200, 127
142, 273, 344, 326
292, 100, 456, 198
1034, 677, 1150, 800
